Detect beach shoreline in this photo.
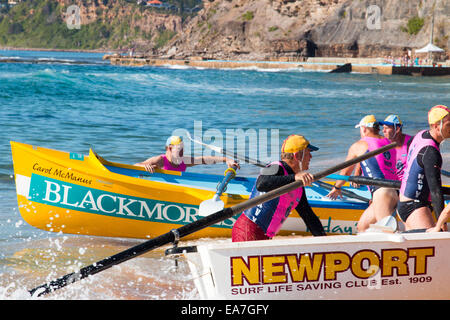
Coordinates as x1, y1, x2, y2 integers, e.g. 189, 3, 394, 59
105, 55, 450, 76
0, 47, 449, 76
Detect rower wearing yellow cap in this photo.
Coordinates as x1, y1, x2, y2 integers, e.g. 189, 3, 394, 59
135, 135, 239, 173
398, 105, 450, 231
231, 134, 326, 242
327, 114, 398, 232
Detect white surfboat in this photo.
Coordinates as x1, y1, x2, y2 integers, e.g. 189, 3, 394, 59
183, 229, 450, 300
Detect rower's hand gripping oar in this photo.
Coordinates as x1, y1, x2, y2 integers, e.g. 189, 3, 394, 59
198, 165, 238, 216
28, 142, 397, 297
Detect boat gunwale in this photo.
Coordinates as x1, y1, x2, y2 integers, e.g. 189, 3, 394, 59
10, 141, 249, 197
189, 231, 450, 253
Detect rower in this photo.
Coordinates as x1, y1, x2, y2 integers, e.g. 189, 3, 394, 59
379, 114, 412, 181
398, 105, 450, 231
327, 115, 398, 232
134, 135, 239, 172
231, 134, 326, 242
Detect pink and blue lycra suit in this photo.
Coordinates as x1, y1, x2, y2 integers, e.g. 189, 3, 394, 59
161, 155, 186, 172
231, 161, 326, 242
360, 136, 397, 193
244, 161, 302, 238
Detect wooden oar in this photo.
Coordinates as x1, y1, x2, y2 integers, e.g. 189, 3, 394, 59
185, 131, 267, 167
28, 142, 397, 297
198, 166, 237, 216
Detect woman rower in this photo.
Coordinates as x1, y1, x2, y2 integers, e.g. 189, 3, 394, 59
135, 135, 239, 172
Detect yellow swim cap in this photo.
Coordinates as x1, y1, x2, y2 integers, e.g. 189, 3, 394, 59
281, 134, 319, 153
428, 105, 450, 124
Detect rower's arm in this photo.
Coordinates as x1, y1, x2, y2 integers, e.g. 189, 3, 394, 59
421, 146, 444, 218
327, 141, 362, 199
134, 155, 164, 171
256, 164, 294, 191
334, 141, 363, 188
187, 156, 238, 168
295, 191, 326, 236
428, 204, 450, 232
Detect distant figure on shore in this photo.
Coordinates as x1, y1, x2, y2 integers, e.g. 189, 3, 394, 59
398, 105, 450, 231
389, 55, 394, 65
327, 115, 398, 232
401, 53, 410, 66
135, 135, 239, 173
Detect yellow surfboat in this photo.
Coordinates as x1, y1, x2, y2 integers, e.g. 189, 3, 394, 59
10, 141, 370, 240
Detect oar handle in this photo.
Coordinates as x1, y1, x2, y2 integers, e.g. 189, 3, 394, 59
215, 166, 237, 196
29, 142, 397, 297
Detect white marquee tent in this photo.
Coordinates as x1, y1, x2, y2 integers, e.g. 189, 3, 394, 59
415, 43, 445, 53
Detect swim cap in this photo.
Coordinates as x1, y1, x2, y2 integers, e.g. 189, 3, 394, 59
379, 114, 403, 127
428, 105, 450, 124
165, 136, 183, 146
281, 135, 319, 153
355, 115, 377, 128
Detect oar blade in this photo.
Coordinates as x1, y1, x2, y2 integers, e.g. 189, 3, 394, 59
367, 215, 397, 233
198, 198, 225, 217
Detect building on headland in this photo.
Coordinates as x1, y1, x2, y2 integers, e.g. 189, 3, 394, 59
146, 0, 163, 7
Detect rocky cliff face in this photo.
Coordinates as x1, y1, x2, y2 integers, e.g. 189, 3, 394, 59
56, 0, 182, 51
159, 0, 449, 60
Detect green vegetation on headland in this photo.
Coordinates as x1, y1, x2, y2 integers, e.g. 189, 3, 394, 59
400, 16, 425, 35
1, 1, 109, 49
0, 0, 198, 50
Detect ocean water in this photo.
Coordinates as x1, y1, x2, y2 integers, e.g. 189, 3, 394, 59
0, 49, 449, 300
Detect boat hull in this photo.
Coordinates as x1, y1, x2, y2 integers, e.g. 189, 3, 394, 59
185, 232, 450, 300
11, 141, 369, 240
